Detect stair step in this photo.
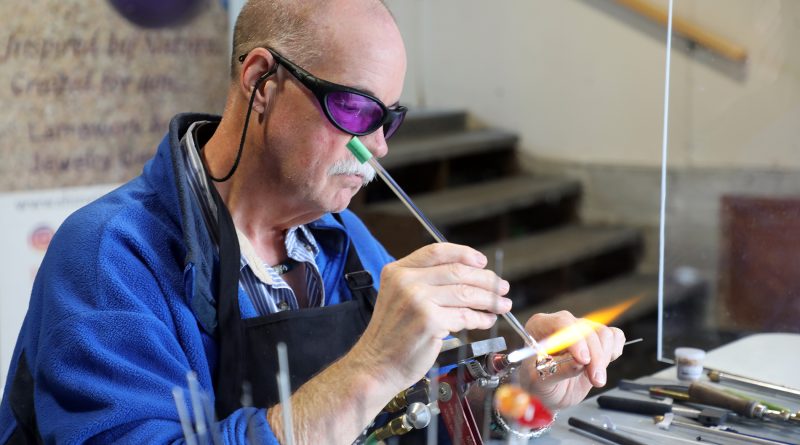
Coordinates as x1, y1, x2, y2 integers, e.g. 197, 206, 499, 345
365, 175, 579, 227
477, 225, 641, 282
392, 109, 468, 139
511, 274, 659, 328
382, 129, 518, 169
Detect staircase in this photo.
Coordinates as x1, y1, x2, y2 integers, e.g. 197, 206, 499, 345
351, 110, 705, 383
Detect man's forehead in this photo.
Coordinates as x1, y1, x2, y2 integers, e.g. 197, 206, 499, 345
315, 12, 406, 104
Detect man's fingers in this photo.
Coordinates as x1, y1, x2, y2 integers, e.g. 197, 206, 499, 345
424, 263, 509, 294
582, 329, 609, 387
526, 310, 577, 340
565, 338, 591, 366
394, 243, 487, 269
438, 307, 498, 333
428, 284, 512, 314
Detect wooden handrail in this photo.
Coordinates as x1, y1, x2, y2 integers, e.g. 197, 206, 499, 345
614, 0, 747, 63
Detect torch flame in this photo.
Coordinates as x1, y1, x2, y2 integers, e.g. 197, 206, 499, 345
537, 296, 640, 356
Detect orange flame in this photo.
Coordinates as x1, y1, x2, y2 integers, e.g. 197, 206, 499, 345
538, 296, 640, 356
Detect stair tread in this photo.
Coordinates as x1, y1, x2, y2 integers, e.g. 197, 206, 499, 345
382, 129, 518, 168
390, 110, 467, 139
503, 270, 705, 335
510, 274, 659, 327
477, 225, 641, 281
402, 109, 466, 123
366, 175, 580, 226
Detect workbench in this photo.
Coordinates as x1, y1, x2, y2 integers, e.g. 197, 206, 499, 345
532, 333, 800, 444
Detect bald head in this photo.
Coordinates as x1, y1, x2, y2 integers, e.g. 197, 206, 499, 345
230, 0, 395, 78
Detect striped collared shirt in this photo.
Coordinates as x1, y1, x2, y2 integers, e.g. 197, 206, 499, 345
180, 121, 325, 314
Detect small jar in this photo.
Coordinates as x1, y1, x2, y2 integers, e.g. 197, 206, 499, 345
675, 347, 705, 381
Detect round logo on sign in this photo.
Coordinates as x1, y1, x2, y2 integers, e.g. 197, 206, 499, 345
108, 0, 207, 28
29, 225, 55, 252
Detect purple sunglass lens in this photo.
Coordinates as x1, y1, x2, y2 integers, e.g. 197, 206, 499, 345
326, 91, 384, 134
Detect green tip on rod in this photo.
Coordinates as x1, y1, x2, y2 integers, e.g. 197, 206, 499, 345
346, 136, 373, 164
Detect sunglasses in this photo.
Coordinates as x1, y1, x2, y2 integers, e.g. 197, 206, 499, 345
238, 48, 407, 139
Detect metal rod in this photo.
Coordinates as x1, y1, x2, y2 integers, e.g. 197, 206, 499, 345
669, 418, 793, 445
186, 371, 209, 444
482, 249, 505, 441
568, 417, 648, 445
172, 387, 199, 445
365, 156, 539, 350
277, 343, 296, 445
454, 331, 468, 444
201, 392, 223, 445
508, 338, 644, 364
707, 368, 800, 401
426, 364, 439, 445
244, 382, 260, 445
608, 422, 701, 444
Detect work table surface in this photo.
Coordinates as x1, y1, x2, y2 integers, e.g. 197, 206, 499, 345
532, 333, 800, 444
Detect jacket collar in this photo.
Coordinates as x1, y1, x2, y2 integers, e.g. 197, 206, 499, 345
147, 113, 222, 333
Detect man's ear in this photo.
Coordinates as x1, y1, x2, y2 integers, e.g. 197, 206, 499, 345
239, 48, 277, 114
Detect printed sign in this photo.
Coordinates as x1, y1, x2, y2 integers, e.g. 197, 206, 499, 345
0, 184, 117, 394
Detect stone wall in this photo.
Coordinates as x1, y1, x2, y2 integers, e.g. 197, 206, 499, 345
0, 0, 229, 192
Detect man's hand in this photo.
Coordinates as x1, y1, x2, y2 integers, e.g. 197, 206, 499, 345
269, 243, 511, 444
520, 311, 626, 409
352, 243, 512, 393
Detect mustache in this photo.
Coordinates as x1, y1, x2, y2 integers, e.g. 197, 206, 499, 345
327, 158, 376, 185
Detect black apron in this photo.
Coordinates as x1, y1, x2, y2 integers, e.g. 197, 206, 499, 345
209, 182, 378, 418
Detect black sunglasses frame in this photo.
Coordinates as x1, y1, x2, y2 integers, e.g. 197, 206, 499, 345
238, 48, 407, 139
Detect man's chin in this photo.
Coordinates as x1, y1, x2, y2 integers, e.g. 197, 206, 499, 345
328, 201, 351, 214
326, 189, 359, 213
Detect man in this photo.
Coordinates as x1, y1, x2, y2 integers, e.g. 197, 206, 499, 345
0, 0, 625, 443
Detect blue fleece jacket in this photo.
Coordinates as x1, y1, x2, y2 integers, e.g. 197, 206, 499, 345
0, 114, 394, 444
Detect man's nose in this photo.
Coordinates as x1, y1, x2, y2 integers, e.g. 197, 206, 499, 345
363, 129, 389, 159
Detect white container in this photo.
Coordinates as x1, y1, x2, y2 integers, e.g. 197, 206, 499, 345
675, 347, 706, 381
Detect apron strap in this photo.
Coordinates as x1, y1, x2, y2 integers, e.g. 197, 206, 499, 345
208, 179, 246, 409
333, 213, 378, 309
